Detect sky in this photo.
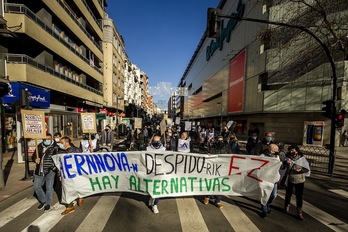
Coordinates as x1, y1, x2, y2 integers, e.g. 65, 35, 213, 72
106, 0, 220, 109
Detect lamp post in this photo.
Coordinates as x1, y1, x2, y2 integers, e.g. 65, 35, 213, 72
210, 11, 337, 174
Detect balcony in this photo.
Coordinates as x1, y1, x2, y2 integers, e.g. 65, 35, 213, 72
4, 3, 103, 75
6, 54, 102, 96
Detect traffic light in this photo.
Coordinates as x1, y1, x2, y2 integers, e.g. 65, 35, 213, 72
206, 8, 221, 38
20, 89, 32, 109
335, 109, 346, 128
321, 100, 333, 119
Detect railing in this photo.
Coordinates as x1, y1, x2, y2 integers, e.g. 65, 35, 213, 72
6, 54, 103, 96
4, 3, 103, 75
56, 0, 102, 51
81, 0, 102, 30
239, 141, 329, 173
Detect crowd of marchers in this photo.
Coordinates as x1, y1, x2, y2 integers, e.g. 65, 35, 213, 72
31, 123, 309, 221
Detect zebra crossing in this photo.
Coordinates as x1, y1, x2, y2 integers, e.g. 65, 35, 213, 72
0, 188, 347, 232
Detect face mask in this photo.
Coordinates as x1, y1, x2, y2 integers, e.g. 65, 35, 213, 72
266, 137, 272, 142
43, 140, 52, 146
252, 136, 257, 140
105, 129, 109, 132
84, 135, 89, 140
58, 143, 65, 150
54, 138, 60, 143
168, 133, 172, 136
152, 141, 161, 149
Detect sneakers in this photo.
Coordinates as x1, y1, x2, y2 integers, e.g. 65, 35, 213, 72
61, 207, 75, 215
152, 205, 159, 214
148, 197, 154, 207
44, 205, 51, 212
216, 202, 223, 209
203, 198, 210, 205
77, 198, 84, 206
37, 203, 45, 210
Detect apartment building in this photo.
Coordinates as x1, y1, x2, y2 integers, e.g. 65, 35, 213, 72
2, 0, 106, 144
103, 13, 125, 128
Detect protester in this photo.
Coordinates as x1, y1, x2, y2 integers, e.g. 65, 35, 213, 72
125, 127, 132, 150
254, 132, 274, 155
134, 128, 145, 151
143, 126, 149, 144
246, 132, 259, 155
80, 133, 99, 153
260, 144, 280, 218
283, 145, 310, 221
101, 125, 114, 148
163, 128, 176, 151
147, 134, 166, 214
59, 136, 83, 215
32, 133, 59, 212
177, 131, 192, 153
227, 133, 239, 154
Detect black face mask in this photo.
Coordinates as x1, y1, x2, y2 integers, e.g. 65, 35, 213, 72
216, 140, 224, 149
105, 129, 109, 132
152, 141, 161, 149
84, 135, 89, 140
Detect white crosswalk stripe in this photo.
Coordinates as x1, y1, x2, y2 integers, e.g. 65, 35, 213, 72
328, 189, 348, 199
21, 203, 65, 232
0, 196, 37, 228
0, 189, 347, 231
278, 190, 348, 232
176, 197, 210, 232
75, 194, 121, 232
223, 196, 260, 232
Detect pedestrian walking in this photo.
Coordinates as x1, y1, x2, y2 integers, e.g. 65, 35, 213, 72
101, 125, 115, 148
283, 144, 310, 221
32, 133, 59, 212
147, 134, 166, 214
260, 144, 280, 218
59, 136, 83, 215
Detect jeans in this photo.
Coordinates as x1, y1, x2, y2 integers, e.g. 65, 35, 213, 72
33, 171, 56, 206
206, 195, 221, 203
261, 183, 277, 213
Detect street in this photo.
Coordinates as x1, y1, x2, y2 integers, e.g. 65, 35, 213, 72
0, 176, 347, 232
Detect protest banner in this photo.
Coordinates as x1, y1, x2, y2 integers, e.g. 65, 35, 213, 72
52, 152, 281, 205
134, 117, 142, 129
21, 110, 46, 139
184, 121, 191, 131
81, 113, 97, 134
160, 119, 166, 135
175, 117, 180, 125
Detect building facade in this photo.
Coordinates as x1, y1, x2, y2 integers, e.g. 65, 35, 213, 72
177, 0, 348, 145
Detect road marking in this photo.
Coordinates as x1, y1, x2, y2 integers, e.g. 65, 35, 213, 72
278, 190, 348, 232
328, 189, 348, 199
21, 202, 64, 232
176, 197, 209, 232
223, 196, 260, 232
75, 194, 120, 232
0, 196, 37, 228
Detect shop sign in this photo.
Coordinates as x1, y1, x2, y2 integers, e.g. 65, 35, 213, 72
2, 82, 50, 108
206, 0, 245, 61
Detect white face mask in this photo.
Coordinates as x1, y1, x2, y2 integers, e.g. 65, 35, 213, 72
54, 138, 60, 143
58, 143, 65, 150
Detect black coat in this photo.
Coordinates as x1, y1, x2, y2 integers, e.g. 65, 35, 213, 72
32, 141, 59, 175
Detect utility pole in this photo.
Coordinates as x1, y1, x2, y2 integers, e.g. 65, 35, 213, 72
207, 10, 338, 174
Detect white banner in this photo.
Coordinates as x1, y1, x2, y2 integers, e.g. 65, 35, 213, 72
52, 152, 281, 205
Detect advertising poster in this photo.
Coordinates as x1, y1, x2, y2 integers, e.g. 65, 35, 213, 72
303, 121, 324, 146
21, 110, 46, 139
228, 50, 246, 113
81, 113, 97, 134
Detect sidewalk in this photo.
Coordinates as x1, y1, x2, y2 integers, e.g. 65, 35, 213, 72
0, 138, 125, 202
1, 140, 347, 202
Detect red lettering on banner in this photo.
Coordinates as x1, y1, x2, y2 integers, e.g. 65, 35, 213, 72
228, 155, 246, 175
246, 158, 269, 182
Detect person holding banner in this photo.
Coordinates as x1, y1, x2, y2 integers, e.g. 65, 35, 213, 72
283, 145, 310, 221
260, 144, 280, 218
59, 136, 84, 215
32, 133, 59, 212
147, 134, 166, 214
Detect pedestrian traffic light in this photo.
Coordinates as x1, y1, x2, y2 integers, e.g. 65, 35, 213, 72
206, 8, 221, 38
321, 100, 333, 119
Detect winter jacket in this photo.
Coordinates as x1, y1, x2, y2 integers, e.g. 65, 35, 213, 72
32, 141, 59, 176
